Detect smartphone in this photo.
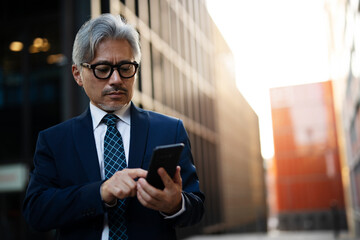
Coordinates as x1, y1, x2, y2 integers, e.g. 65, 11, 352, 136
146, 143, 185, 189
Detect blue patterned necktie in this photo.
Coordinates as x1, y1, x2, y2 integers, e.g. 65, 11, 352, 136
102, 114, 128, 240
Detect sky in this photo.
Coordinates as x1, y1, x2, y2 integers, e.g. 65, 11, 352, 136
205, 0, 330, 159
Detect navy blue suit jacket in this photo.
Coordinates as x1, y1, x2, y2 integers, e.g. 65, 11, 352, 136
23, 103, 204, 240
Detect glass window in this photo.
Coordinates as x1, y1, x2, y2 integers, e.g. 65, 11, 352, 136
0, 1, 61, 162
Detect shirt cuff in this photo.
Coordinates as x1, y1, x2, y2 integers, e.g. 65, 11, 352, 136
104, 199, 117, 208
160, 193, 186, 219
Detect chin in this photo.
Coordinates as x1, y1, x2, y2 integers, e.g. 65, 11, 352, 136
99, 103, 128, 112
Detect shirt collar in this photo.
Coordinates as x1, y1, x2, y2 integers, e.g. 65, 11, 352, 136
90, 102, 131, 130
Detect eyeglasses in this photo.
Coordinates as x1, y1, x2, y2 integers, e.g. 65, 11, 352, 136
81, 61, 139, 79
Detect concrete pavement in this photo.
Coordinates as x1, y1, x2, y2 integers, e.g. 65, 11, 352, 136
184, 230, 357, 240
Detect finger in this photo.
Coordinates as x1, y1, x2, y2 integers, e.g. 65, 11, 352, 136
157, 168, 173, 189
111, 172, 138, 198
122, 177, 137, 197
137, 189, 146, 205
173, 166, 182, 185
127, 168, 148, 179
137, 180, 152, 202
137, 180, 159, 209
112, 183, 131, 199
137, 189, 157, 210
138, 178, 162, 201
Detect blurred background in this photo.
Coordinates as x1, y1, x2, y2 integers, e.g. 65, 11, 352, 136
0, 0, 358, 239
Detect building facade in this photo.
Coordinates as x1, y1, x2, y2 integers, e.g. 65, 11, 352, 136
326, 0, 360, 237
269, 81, 346, 230
211, 22, 267, 233
0, 0, 266, 239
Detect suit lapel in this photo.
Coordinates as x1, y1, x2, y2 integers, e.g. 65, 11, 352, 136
128, 103, 149, 169
73, 108, 102, 182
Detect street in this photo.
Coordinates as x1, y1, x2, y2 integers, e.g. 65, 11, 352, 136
185, 230, 357, 240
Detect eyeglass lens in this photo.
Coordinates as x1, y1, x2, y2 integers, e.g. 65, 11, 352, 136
94, 63, 137, 79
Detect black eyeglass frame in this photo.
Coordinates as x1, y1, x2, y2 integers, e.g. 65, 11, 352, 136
81, 61, 139, 79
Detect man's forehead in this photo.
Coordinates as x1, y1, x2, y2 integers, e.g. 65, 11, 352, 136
93, 38, 134, 60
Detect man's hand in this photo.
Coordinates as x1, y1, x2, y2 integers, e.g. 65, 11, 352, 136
100, 168, 147, 205
136, 166, 182, 215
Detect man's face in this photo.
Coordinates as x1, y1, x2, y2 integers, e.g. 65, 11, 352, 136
72, 38, 136, 112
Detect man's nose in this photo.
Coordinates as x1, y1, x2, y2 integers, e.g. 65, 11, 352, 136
108, 68, 123, 84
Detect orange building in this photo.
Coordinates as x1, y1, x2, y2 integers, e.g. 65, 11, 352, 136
269, 81, 346, 230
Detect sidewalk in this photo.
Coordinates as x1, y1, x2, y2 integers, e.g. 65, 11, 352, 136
184, 230, 357, 240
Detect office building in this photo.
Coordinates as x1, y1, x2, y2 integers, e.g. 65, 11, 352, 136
269, 81, 346, 230
326, 0, 360, 237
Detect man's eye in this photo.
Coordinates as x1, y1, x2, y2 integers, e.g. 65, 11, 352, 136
96, 65, 111, 72
120, 64, 132, 71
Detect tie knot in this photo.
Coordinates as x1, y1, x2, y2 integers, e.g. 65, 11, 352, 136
102, 114, 119, 126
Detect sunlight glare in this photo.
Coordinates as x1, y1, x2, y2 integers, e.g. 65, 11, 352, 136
206, 0, 330, 159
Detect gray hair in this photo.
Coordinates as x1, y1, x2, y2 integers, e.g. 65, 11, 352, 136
72, 14, 141, 66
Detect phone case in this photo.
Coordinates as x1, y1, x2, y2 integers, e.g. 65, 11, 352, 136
146, 143, 184, 189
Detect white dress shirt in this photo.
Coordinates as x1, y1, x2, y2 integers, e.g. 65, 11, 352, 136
90, 102, 131, 240
89, 102, 185, 240
90, 102, 131, 176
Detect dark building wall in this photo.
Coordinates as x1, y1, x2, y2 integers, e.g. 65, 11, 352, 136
0, 1, 90, 239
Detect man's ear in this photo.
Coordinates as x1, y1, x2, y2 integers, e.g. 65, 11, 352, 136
72, 64, 83, 86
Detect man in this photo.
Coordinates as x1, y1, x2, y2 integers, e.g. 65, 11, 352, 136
23, 14, 204, 240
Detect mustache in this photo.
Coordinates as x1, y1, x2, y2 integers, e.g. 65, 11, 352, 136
102, 86, 128, 95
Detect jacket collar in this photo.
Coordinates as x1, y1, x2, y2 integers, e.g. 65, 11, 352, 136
128, 102, 149, 169
73, 108, 102, 182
